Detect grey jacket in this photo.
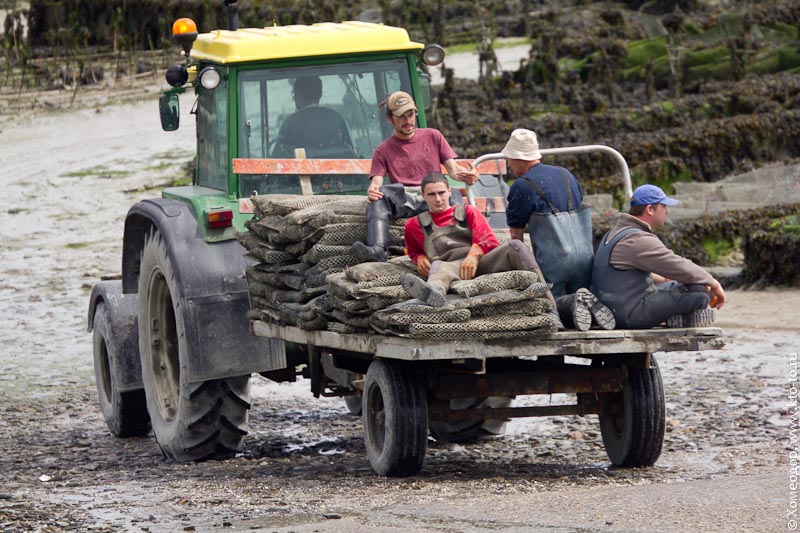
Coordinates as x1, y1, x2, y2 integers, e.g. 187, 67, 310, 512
605, 214, 714, 285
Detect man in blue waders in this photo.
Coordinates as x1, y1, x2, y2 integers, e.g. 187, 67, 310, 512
502, 128, 615, 331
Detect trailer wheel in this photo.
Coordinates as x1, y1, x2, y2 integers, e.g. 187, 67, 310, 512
93, 302, 151, 437
138, 230, 251, 461
599, 355, 665, 467
362, 360, 427, 477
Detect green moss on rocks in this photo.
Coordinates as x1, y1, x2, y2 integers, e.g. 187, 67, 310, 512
593, 204, 800, 269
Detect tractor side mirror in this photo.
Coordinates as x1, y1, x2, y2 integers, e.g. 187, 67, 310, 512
159, 94, 180, 131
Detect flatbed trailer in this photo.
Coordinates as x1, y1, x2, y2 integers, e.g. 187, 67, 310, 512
251, 320, 725, 476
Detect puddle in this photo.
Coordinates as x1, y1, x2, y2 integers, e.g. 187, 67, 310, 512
0, 99, 195, 400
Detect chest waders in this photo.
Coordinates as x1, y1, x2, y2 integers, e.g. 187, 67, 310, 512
591, 227, 648, 326
399, 205, 471, 308
419, 204, 473, 262
417, 207, 562, 326
522, 169, 593, 298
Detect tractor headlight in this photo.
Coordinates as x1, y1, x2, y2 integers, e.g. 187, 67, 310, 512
198, 67, 221, 90
422, 44, 445, 66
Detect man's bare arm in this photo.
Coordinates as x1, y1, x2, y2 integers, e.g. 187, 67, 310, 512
510, 227, 525, 241
443, 158, 479, 186
367, 175, 384, 202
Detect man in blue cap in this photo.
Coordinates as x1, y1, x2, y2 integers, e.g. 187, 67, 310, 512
591, 184, 727, 328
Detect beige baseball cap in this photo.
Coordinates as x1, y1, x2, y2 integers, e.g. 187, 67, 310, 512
387, 91, 418, 117
501, 128, 542, 161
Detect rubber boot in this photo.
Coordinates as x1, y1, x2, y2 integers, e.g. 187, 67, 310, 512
351, 199, 391, 262
556, 293, 591, 331
575, 288, 616, 330
666, 307, 715, 328
401, 273, 446, 308
352, 218, 389, 262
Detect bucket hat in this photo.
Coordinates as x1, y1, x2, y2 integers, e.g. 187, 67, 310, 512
500, 128, 542, 161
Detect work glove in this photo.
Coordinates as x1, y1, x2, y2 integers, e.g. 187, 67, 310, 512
416, 255, 431, 278
459, 244, 484, 280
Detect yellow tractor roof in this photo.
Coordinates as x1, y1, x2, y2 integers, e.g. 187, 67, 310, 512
191, 21, 423, 64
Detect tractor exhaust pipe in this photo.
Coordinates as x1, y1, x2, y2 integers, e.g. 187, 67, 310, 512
224, 0, 239, 31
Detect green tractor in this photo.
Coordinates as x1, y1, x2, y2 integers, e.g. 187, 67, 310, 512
87, 2, 446, 461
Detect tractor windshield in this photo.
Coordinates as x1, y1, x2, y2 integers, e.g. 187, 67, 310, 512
239, 58, 412, 160
237, 58, 412, 196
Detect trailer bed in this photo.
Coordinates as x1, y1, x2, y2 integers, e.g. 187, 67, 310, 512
251, 320, 725, 360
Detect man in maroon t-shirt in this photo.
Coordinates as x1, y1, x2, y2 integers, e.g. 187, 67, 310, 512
351, 91, 479, 262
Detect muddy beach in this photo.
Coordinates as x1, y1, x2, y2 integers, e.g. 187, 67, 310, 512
0, 79, 797, 532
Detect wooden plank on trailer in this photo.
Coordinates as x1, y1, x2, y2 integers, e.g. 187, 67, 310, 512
251, 321, 725, 361
292, 149, 314, 196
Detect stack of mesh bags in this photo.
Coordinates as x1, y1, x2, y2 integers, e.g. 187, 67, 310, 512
237, 194, 406, 331
238, 194, 557, 339
324, 261, 420, 333
369, 270, 558, 340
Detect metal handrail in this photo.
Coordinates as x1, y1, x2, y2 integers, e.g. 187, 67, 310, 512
467, 145, 632, 207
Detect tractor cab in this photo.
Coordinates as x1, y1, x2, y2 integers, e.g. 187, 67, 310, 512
160, 16, 445, 219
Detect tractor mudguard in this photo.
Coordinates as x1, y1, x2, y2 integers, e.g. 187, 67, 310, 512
87, 280, 143, 391
120, 198, 286, 382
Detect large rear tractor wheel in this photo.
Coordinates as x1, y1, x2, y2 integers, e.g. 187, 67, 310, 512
93, 302, 151, 437
138, 230, 251, 461
363, 360, 427, 477
598, 355, 666, 467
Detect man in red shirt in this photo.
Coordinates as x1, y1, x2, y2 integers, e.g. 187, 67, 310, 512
401, 173, 557, 312
351, 91, 479, 262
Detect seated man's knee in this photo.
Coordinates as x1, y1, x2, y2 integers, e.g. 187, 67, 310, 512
663, 289, 709, 319
507, 240, 539, 270
688, 290, 710, 309
366, 196, 392, 219
681, 283, 711, 293
507, 240, 525, 253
